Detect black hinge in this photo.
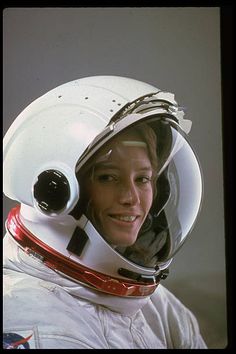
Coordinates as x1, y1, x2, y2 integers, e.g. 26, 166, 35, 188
66, 226, 89, 256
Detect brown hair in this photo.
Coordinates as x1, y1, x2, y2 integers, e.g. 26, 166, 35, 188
131, 122, 158, 196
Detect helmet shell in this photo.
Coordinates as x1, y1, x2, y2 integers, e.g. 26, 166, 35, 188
3, 76, 162, 215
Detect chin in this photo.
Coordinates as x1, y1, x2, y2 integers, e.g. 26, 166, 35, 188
107, 232, 139, 247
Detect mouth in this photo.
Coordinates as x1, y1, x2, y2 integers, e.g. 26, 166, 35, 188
108, 214, 139, 223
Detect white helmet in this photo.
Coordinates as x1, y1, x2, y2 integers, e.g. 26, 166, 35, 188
3, 75, 203, 297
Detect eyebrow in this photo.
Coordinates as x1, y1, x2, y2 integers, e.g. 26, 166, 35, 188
94, 162, 153, 172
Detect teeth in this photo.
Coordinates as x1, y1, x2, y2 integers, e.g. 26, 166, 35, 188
113, 215, 136, 222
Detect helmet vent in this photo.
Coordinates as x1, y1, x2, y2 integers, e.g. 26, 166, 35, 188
33, 169, 70, 214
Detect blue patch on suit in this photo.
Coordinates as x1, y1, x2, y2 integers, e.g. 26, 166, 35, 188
3, 332, 32, 349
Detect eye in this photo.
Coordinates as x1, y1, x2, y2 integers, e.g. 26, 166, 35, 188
136, 176, 152, 184
97, 174, 117, 183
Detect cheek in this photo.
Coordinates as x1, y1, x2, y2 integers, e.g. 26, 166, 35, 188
142, 188, 154, 213
88, 184, 114, 212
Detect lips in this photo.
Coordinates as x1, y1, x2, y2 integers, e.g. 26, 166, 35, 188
109, 214, 139, 223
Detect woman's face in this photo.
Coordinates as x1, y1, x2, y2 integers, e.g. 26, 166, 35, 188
85, 131, 154, 246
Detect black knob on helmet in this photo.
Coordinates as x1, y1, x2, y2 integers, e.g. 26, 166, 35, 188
33, 170, 70, 213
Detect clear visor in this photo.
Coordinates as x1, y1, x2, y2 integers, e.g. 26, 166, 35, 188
76, 117, 203, 269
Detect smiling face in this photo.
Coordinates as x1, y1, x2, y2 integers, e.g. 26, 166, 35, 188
84, 130, 155, 246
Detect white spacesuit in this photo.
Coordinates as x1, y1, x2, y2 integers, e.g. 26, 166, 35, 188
3, 75, 206, 349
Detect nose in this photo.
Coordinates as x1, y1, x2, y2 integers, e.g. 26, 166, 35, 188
118, 179, 140, 205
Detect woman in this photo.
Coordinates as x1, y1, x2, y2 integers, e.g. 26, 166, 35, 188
3, 75, 206, 348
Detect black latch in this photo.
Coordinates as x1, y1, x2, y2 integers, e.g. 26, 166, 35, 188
157, 268, 169, 280
118, 267, 169, 283
67, 226, 89, 256
118, 268, 155, 284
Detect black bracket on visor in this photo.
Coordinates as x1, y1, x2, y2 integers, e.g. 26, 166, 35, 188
118, 267, 169, 284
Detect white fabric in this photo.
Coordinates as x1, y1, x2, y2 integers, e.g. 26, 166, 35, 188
3, 233, 207, 349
